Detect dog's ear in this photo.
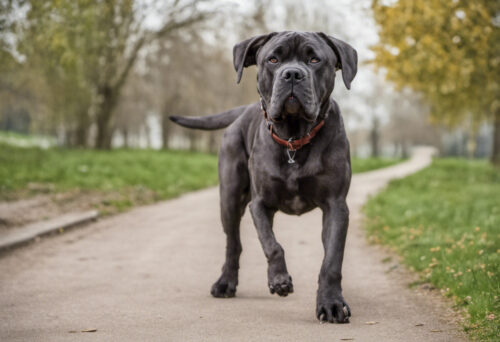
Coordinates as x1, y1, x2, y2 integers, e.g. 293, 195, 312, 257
317, 33, 358, 90
233, 32, 277, 84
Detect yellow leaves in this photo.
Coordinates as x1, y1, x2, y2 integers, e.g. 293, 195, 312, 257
428, 257, 439, 268
371, 0, 498, 126
439, 82, 456, 95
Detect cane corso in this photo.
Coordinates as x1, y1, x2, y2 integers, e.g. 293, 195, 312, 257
170, 31, 357, 323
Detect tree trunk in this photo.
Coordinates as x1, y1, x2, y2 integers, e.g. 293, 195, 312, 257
74, 126, 88, 147
492, 108, 500, 166
401, 140, 408, 159
370, 117, 380, 158
161, 112, 171, 150
208, 132, 218, 154
74, 109, 89, 147
144, 123, 151, 149
95, 111, 113, 149
95, 86, 118, 149
123, 128, 129, 148
65, 128, 76, 147
188, 130, 197, 151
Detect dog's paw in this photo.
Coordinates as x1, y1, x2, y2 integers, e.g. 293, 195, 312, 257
316, 295, 351, 323
268, 273, 294, 297
211, 278, 237, 298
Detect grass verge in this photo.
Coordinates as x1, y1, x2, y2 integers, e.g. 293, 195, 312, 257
0, 143, 402, 215
0, 144, 219, 206
351, 157, 403, 173
363, 158, 500, 341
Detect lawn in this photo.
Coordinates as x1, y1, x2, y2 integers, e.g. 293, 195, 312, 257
363, 159, 500, 341
0, 143, 402, 212
0, 144, 219, 206
351, 157, 402, 173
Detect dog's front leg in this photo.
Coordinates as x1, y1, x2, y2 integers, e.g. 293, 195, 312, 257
316, 198, 351, 323
249, 198, 294, 296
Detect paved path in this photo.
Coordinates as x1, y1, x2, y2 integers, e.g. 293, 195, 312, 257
0, 147, 467, 342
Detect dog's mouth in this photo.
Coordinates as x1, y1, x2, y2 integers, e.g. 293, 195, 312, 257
269, 92, 316, 123
284, 95, 301, 115
267, 75, 320, 122
280, 95, 316, 123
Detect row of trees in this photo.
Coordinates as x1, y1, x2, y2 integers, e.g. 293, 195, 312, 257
0, 0, 246, 149
371, 0, 500, 165
1, 0, 496, 161
1, 0, 281, 150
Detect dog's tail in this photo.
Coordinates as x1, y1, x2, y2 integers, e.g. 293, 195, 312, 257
169, 105, 249, 130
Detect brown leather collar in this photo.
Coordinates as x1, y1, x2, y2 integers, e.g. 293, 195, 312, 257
269, 120, 325, 151
261, 99, 325, 151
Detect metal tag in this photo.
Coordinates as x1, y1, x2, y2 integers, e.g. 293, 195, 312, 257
287, 149, 296, 164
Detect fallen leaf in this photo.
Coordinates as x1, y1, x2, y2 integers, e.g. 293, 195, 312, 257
385, 264, 399, 273
364, 321, 378, 325
81, 329, 97, 333
68, 331, 78, 333
415, 323, 424, 327
430, 329, 442, 333
340, 339, 354, 341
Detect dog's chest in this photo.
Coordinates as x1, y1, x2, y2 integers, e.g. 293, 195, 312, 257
279, 168, 320, 214
253, 161, 324, 215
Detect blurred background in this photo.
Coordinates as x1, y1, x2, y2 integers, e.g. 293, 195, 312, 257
0, 0, 498, 160
0, 2, 499, 340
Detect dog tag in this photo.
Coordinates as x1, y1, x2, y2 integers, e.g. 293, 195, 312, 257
286, 138, 297, 164
287, 149, 296, 164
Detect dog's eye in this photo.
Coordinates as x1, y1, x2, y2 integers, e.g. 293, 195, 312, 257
269, 57, 278, 64
309, 57, 320, 64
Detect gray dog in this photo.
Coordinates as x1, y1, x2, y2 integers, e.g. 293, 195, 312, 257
170, 31, 357, 323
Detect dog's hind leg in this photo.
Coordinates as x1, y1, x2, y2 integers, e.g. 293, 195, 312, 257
211, 132, 249, 298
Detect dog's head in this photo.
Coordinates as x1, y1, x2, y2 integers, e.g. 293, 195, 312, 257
233, 31, 357, 122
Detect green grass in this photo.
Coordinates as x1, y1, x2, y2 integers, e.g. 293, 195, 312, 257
0, 130, 56, 148
351, 157, 403, 173
363, 159, 500, 341
0, 142, 402, 213
0, 144, 219, 206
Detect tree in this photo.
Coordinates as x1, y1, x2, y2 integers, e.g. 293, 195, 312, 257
0, 1, 45, 137
371, 0, 500, 164
20, 0, 213, 148
146, 3, 269, 152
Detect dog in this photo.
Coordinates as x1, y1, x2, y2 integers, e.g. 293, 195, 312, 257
170, 31, 357, 323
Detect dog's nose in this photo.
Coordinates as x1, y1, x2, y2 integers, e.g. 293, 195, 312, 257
281, 67, 304, 81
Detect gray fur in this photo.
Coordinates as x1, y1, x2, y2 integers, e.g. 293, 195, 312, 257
170, 31, 357, 323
